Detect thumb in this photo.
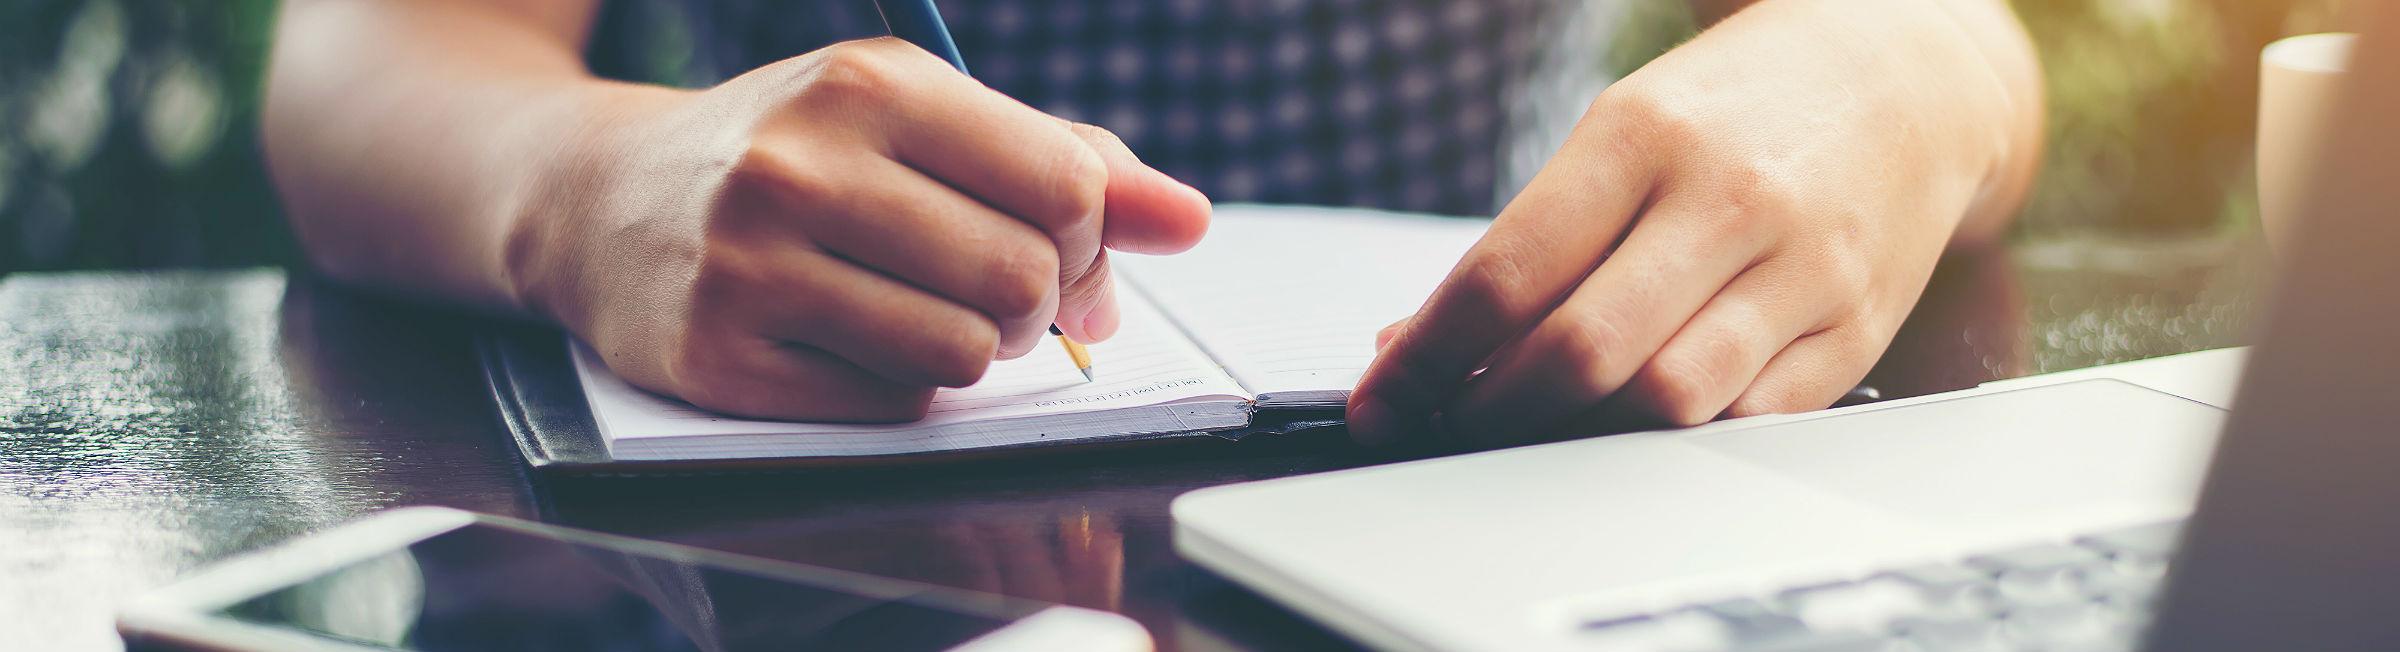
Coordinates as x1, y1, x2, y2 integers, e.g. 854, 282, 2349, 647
1067, 123, 1211, 255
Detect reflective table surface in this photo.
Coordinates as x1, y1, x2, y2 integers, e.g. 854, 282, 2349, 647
0, 230, 2264, 651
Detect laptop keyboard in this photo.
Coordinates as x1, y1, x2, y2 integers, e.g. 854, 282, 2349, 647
1575, 520, 2185, 652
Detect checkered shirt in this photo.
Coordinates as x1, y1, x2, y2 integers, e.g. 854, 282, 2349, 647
589, 0, 1619, 216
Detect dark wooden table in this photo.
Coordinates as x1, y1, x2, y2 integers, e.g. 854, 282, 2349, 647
0, 231, 2264, 651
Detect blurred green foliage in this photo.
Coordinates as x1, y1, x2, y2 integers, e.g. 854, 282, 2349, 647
1610, 0, 2348, 237
2014, 0, 2346, 234
1, 0, 289, 272
0, 0, 2355, 273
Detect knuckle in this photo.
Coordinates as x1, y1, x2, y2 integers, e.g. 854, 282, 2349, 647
1682, 204, 1754, 245
686, 249, 763, 309
920, 324, 998, 387
1067, 123, 1132, 176
1597, 84, 1701, 151
806, 40, 908, 101
665, 343, 750, 412
1447, 244, 1545, 320
1080, 121, 1123, 145
1073, 122, 1126, 150
1815, 252, 1874, 299
1555, 315, 1630, 390
728, 144, 840, 206
853, 35, 936, 62
1060, 252, 1111, 307
1362, 346, 1451, 408
1034, 143, 1109, 226
1706, 160, 1805, 231
1726, 392, 1789, 419
1825, 218, 1881, 276
1641, 352, 1722, 426
992, 339, 1036, 361
1728, 380, 1828, 419
1831, 322, 1888, 360
1708, 155, 1774, 195
980, 248, 1058, 321
1060, 277, 1106, 313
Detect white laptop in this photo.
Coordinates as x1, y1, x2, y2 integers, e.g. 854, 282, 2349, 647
1174, 17, 2400, 652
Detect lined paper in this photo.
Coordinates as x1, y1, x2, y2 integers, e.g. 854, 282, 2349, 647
566, 204, 1490, 461
573, 285, 1252, 459
1117, 205, 1488, 405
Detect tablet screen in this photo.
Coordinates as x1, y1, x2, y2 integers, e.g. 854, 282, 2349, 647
216, 522, 1033, 651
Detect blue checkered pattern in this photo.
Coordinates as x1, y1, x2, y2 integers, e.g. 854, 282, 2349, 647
590, 0, 1601, 216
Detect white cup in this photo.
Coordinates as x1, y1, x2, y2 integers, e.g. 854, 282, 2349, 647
2258, 32, 2357, 251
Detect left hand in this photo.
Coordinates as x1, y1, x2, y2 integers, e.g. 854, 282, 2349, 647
1349, 0, 2041, 446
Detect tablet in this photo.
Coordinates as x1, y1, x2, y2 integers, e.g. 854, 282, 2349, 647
118, 507, 1149, 651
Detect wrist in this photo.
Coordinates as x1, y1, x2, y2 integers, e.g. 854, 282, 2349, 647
501, 81, 695, 336
1786, 0, 2041, 242
1921, 0, 2045, 244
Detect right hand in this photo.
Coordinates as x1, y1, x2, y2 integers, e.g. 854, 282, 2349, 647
509, 37, 1211, 421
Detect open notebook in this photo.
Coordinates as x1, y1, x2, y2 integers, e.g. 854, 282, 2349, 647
573, 205, 1488, 461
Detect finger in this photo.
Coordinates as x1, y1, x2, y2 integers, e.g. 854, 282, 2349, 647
808, 40, 1193, 346
739, 150, 1060, 358
1051, 123, 1209, 342
829, 39, 1116, 338
1438, 196, 1778, 441
1610, 257, 1841, 427
1375, 318, 1407, 350
1727, 324, 1881, 418
669, 332, 937, 422
1067, 122, 1212, 256
1348, 139, 1658, 446
710, 239, 1003, 389
855, 42, 1107, 276
1060, 250, 1122, 342
837, 39, 1111, 243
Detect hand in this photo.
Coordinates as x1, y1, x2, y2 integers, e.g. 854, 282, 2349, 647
510, 37, 1210, 420
1350, 0, 2040, 445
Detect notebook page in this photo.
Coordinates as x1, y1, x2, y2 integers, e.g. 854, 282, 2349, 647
1117, 205, 1488, 404
572, 283, 1252, 459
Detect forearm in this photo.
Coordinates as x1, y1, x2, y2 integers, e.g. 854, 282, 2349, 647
262, 0, 653, 312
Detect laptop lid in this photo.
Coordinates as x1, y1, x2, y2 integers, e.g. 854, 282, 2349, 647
2146, 8, 2400, 651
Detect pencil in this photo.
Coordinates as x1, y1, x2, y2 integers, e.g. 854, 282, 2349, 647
877, 0, 1096, 383
873, 0, 969, 74
1051, 325, 1096, 383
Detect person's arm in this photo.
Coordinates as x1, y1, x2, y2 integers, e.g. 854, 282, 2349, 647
1351, 0, 2043, 444
1916, 0, 2047, 246
1683, 0, 2041, 244
263, 0, 607, 312
264, 1, 1210, 420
